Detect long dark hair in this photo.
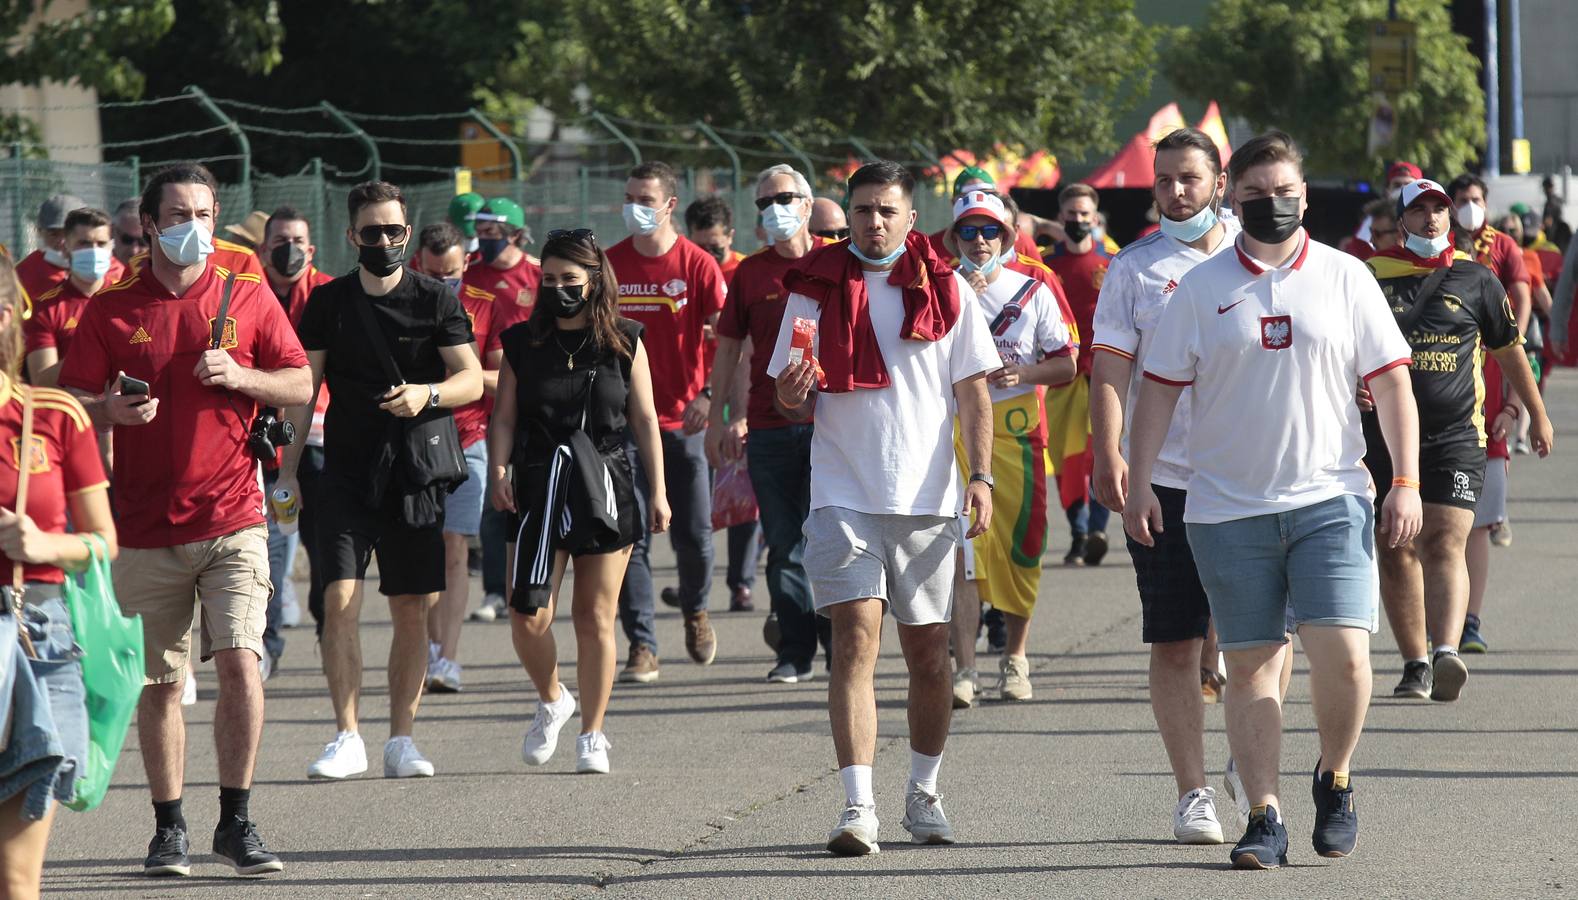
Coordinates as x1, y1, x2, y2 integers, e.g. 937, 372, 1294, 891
529, 231, 632, 358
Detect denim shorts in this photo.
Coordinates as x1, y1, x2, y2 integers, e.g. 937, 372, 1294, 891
0, 588, 87, 820
1186, 494, 1376, 650
443, 441, 490, 536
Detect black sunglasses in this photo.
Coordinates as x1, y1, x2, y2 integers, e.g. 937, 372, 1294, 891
955, 224, 1003, 242
754, 192, 806, 211
117, 234, 150, 247
356, 223, 408, 245
546, 228, 598, 248
814, 228, 850, 240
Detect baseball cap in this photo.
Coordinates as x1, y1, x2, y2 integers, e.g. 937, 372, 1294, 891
1395, 178, 1452, 218
37, 194, 87, 230
952, 190, 1009, 227
953, 166, 995, 197
1386, 161, 1423, 183
474, 197, 525, 230
1508, 202, 1533, 217
448, 192, 485, 237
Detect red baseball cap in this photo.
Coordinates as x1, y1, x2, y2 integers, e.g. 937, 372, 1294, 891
1387, 161, 1423, 182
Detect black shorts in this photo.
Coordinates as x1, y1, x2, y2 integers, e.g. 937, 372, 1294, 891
506, 446, 642, 614
315, 475, 447, 597
1126, 484, 1211, 644
1365, 429, 1486, 511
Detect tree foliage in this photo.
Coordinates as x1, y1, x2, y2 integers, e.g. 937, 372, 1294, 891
497, 0, 1164, 160
1167, 0, 1484, 178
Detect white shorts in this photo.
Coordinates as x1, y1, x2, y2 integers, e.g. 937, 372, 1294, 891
803, 507, 958, 626
1473, 457, 1509, 529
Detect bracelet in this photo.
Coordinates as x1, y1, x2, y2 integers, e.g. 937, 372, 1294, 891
1391, 477, 1421, 490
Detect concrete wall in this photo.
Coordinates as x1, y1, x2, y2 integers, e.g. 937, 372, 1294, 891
0, 0, 102, 164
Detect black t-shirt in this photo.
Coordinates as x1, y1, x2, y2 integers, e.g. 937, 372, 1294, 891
297, 269, 474, 476
503, 318, 644, 459
1375, 259, 1520, 445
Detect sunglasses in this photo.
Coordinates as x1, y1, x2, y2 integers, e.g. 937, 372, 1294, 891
814, 228, 850, 240
955, 224, 1003, 242
356, 223, 408, 245
117, 234, 150, 247
754, 192, 806, 211
547, 228, 598, 247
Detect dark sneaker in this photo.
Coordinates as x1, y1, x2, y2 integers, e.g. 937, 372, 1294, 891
617, 645, 660, 684
212, 817, 284, 875
1310, 765, 1358, 858
1230, 805, 1290, 870
762, 612, 781, 652
1393, 660, 1432, 700
1063, 534, 1087, 567
684, 611, 717, 665
983, 607, 1007, 655
766, 661, 813, 684
729, 586, 754, 612
1431, 649, 1468, 702
144, 824, 191, 877
1083, 530, 1109, 566
1460, 615, 1488, 654
660, 586, 681, 609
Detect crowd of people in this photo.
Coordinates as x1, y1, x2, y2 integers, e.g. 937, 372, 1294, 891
0, 123, 1564, 889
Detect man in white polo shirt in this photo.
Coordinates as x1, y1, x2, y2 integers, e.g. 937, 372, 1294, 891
1123, 131, 1423, 870
769, 161, 998, 857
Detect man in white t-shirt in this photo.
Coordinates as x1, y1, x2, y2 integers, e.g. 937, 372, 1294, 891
1123, 132, 1423, 870
768, 161, 999, 857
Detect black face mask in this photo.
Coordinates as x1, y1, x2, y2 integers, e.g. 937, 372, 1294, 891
1063, 220, 1091, 243
270, 242, 306, 278
540, 283, 590, 319
358, 242, 406, 277
1238, 196, 1303, 244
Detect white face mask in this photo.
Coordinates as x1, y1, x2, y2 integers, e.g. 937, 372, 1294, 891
43, 246, 70, 268
1456, 201, 1486, 232
760, 203, 804, 244
155, 218, 215, 268
622, 203, 663, 237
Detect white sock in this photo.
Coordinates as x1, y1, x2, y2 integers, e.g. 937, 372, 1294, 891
909, 749, 943, 795
840, 765, 874, 808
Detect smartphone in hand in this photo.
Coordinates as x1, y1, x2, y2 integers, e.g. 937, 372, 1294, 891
119, 374, 151, 406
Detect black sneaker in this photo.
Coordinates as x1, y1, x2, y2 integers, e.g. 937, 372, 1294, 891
213, 817, 284, 875
1431, 649, 1468, 702
1311, 765, 1358, 857
144, 824, 191, 877
1393, 660, 1432, 699
1063, 534, 1087, 567
1083, 530, 1110, 566
1230, 805, 1290, 870
659, 586, 681, 609
765, 661, 813, 684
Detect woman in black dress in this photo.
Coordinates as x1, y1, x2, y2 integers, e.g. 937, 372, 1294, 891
488, 229, 669, 775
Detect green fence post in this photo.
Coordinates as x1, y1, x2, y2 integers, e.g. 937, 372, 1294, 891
847, 136, 879, 163
770, 131, 818, 188
321, 102, 380, 183
125, 155, 141, 196
694, 121, 741, 193
185, 85, 252, 211
468, 108, 523, 185
589, 112, 642, 166
309, 157, 326, 265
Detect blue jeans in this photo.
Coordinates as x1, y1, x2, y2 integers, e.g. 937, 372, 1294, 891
0, 590, 86, 820
620, 429, 714, 654
726, 521, 760, 591
746, 424, 828, 669
1066, 497, 1111, 536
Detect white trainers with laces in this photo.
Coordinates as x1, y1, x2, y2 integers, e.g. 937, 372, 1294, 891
952, 668, 977, 709
307, 730, 368, 780
470, 593, 506, 622
575, 731, 611, 774
1173, 786, 1225, 844
427, 658, 463, 693
280, 590, 302, 628
1223, 757, 1251, 822
523, 684, 577, 766
384, 736, 435, 778
827, 804, 881, 856
998, 654, 1033, 701
900, 785, 956, 845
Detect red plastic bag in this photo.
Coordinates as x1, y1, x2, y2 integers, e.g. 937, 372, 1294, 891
711, 456, 759, 530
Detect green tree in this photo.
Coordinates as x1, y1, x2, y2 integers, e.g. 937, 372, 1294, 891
496, 0, 1163, 163
1166, 0, 1484, 178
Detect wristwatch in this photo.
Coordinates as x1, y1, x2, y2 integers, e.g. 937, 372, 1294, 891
969, 472, 994, 491
426, 383, 441, 408
699, 385, 714, 400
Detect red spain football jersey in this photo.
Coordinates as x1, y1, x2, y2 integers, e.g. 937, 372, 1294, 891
16, 250, 125, 306
24, 279, 95, 359
0, 382, 107, 583
451, 282, 500, 449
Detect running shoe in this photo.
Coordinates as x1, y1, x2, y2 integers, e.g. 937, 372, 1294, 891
427, 658, 463, 693
307, 730, 367, 780
383, 736, 435, 778
258, 652, 274, 683
998, 654, 1032, 701
575, 731, 612, 774
1460, 615, 1488, 654
1201, 668, 1226, 704
952, 668, 978, 709
826, 804, 881, 856
182, 671, 198, 707
1223, 757, 1251, 822
1310, 765, 1359, 858
684, 611, 717, 665
470, 593, 506, 622
523, 684, 577, 765
1063, 533, 1087, 567
1392, 660, 1432, 700
766, 661, 813, 684
729, 586, 754, 612
1230, 804, 1289, 870
1173, 786, 1225, 844
1431, 649, 1468, 702
1490, 520, 1513, 547
1083, 530, 1110, 566
618, 645, 660, 684
212, 817, 284, 875
280, 591, 302, 628
143, 824, 191, 877
900, 785, 955, 845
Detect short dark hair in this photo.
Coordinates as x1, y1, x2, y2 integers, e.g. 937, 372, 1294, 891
347, 181, 407, 224
1447, 173, 1488, 202
64, 207, 111, 233
264, 204, 309, 241
1058, 183, 1099, 209
847, 161, 914, 200
685, 196, 733, 233
139, 162, 219, 222
1153, 127, 1223, 176
1227, 130, 1303, 185
629, 161, 679, 200
419, 222, 465, 256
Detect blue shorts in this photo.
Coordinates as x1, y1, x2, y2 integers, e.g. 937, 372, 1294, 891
443, 441, 490, 536
0, 589, 87, 820
1186, 494, 1376, 651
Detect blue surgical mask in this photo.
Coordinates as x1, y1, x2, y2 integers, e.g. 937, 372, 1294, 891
70, 246, 112, 281
622, 203, 663, 237
848, 239, 907, 267
1159, 198, 1219, 243
998, 246, 1017, 266
1403, 227, 1450, 259
442, 276, 463, 296
156, 218, 214, 268
760, 204, 804, 244
959, 253, 1000, 277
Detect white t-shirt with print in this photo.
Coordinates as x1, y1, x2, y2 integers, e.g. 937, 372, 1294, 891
967, 268, 1073, 404
768, 270, 1000, 517
1090, 220, 1239, 489
1142, 232, 1412, 524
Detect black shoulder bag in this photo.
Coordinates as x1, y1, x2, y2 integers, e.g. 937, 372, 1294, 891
1396, 266, 1452, 337
349, 294, 468, 527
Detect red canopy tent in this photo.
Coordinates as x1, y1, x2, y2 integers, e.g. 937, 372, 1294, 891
1084, 102, 1232, 188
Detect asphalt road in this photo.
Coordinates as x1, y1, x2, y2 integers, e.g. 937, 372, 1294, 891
43, 376, 1578, 899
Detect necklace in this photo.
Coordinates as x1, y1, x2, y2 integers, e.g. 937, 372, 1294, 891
554, 329, 592, 370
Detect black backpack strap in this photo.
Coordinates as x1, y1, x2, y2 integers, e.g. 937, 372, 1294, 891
351, 295, 406, 387
210, 272, 238, 350
1396, 266, 1452, 337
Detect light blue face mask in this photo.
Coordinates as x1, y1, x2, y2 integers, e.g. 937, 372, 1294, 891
998, 246, 1017, 265
1403, 226, 1450, 259
760, 203, 804, 244
848, 238, 907, 267
43, 246, 70, 268
959, 252, 1001, 277
442, 276, 463, 296
1159, 195, 1220, 243
156, 218, 214, 268
622, 202, 663, 237
70, 246, 112, 281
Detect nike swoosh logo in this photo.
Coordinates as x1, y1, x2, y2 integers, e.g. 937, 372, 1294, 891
1217, 299, 1246, 315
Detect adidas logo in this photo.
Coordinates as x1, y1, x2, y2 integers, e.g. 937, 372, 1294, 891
1162, 279, 1178, 295
129, 327, 153, 344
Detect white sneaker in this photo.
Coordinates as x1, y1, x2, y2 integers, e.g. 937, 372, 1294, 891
280, 590, 302, 628
181, 672, 198, 706
383, 736, 435, 778
522, 685, 577, 766
952, 668, 977, 709
575, 731, 611, 774
900, 785, 955, 845
307, 731, 368, 780
258, 653, 273, 682
826, 804, 881, 856
469, 593, 505, 622
427, 658, 463, 693
427, 642, 441, 668
998, 654, 1032, 701
1174, 786, 1225, 844
1223, 757, 1251, 822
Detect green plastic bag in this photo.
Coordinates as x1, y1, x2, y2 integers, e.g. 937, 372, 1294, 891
62, 535, 143, 812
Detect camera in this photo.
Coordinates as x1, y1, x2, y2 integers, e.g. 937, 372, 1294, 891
248, 409, 296, 462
